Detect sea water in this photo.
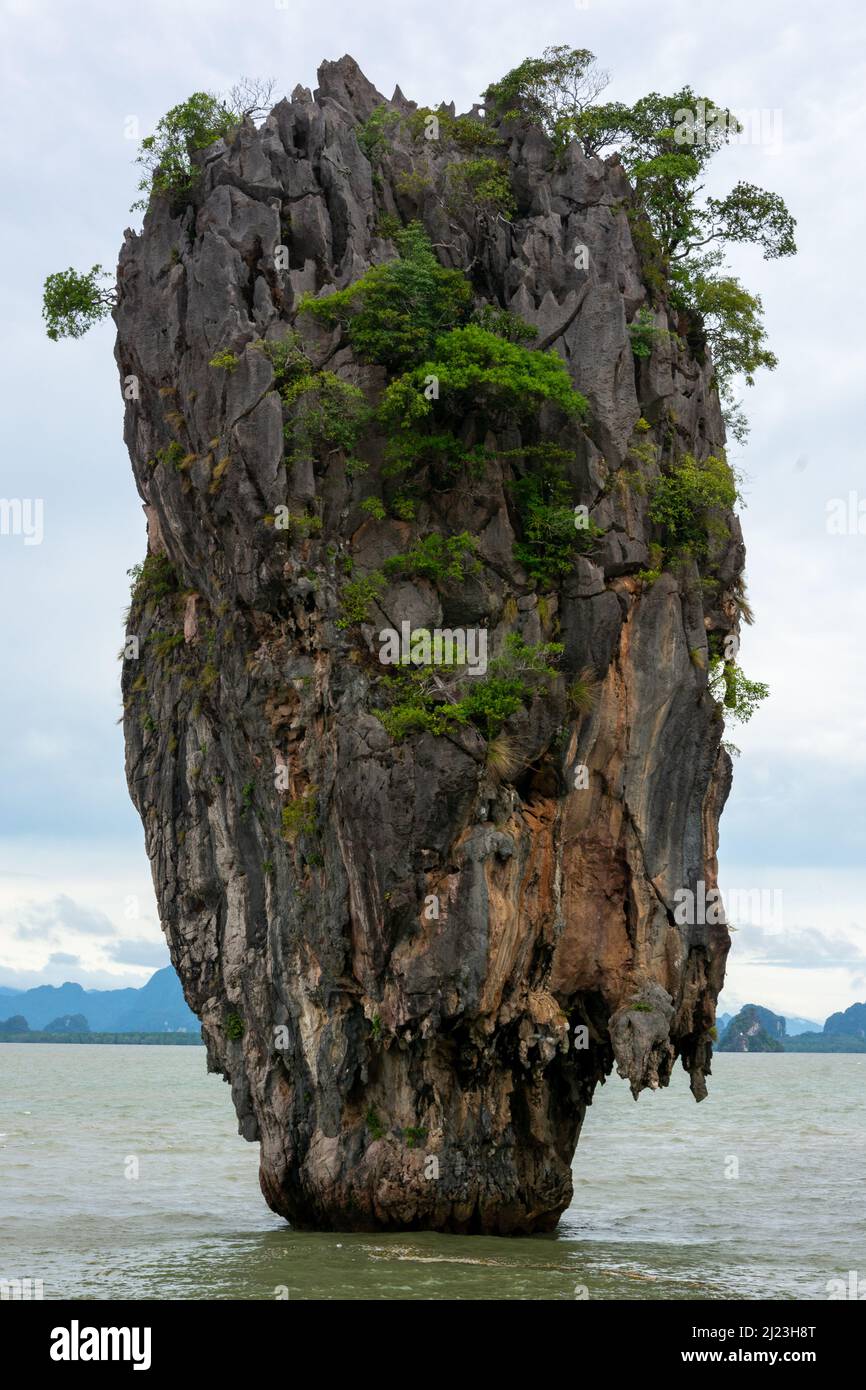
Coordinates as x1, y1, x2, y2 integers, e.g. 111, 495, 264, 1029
1, 1046, 863, 1300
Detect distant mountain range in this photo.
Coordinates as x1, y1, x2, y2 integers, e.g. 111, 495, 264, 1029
718, 999, 866, 1053
0, 967, 199, 1034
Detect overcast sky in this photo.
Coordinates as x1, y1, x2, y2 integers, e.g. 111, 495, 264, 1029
1, 0, 864, 1025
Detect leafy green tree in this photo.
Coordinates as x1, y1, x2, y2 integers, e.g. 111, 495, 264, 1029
300, 222, 472, 369
133, 92, 233, 210
379, 322, 587, 431
445, 158, 515, 218
42, 265, 116, 341
682, 256, 778, 392
647, 453, 738, 560
484, 54, 796, 435
511, 465, 601, 585
578, 91, 795, 431
484, 45, 610, 149
383, 532, 480, 582
709, 659, 769, 724
44, 79, 277, 341
134, 78, 276, 211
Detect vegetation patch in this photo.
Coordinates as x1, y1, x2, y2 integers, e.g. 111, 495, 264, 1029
281, 791, 319, 843
647, 453, 737, 563
374, 634, 562, 742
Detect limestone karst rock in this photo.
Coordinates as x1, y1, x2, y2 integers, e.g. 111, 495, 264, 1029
117, 56, 739, 1233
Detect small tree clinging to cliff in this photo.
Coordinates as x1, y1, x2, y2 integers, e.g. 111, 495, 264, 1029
42, 78, 276, 340
42, 265, 116, 341
132, 79, 276, 211
483, 45, 611, 145
485, 49, 796, 438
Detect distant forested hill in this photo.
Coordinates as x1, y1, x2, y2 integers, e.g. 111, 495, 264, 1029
0, 967, 198, 1033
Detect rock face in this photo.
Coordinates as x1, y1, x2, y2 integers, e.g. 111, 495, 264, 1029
117, 57, 739, 1233
824, 1001, 866, 1039
718, 1005, 785, 1052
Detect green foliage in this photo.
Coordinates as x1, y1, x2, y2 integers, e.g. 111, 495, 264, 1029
483, 45, 610, 155
446, 158, 515, 217
281, 791, 318, 843
485, 51, 796, 424
647, 453, 737, 561
511, 463, 602, 587
374, 634, 562, 741
149, 629, 184, 661
708, 659, 769, 724
255, 332, 310, 391
154, 440, 186, 470
300, 226, 583, 490
383, 532, 480, 583
337, 572, 387, 627
377, 315, 586, 480
273, 508, 322, 537
382, 430, 491, 479
365, 1107, 385, 1140
225, 1011, 244, 1041
394, 170, 433, 201
299, 223, 472, 370
470, 304, 538, 343
393, 629, 473, 668
374, 692, 469, 740
370, 1014, 382, 1041
283, 371, 369, 464
391, 494, 416, 521
679, 265, 778, 400
569, 89, 794, 261
567, 673, 596, 715
406, 107, 501, 150
636, 567, 662, 587
133, 91, 236, 210
209, 349, 239, 372
360, 496, 387, 521
403, 1126, 427, 1149
357, 105, 401, 162
128, 553, 179, 607
628, 307, 672, 359
42, 265, 115, 341
375, 212, 403, 240
575, 90, 794, 422
380, 324, 587, 442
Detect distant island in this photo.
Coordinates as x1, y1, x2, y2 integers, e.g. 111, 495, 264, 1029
0, 966, 201, 1042
718, 999, 866, 1053
0, 1029, 202, 1045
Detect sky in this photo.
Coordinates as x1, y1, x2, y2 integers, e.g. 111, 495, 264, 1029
0, 0, 864, 1024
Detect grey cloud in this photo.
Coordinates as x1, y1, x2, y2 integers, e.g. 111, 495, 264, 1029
15, 894, 116, 941
736, 924, 866, 970
105, 939, 169, 967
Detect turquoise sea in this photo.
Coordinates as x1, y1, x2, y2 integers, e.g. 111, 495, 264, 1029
1, 1046, 863, 1300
